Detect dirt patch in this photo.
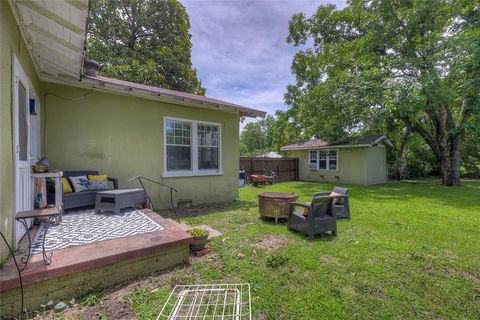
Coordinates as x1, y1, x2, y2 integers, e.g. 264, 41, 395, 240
252, 235, 291, 253
319, 255, 341, 266
462, 271, 480, 284
31, 265, 195, 320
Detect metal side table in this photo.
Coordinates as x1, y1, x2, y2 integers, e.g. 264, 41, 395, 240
15, 207, 60, 270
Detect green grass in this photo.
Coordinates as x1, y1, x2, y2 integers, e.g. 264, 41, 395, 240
134, 180, 480, 319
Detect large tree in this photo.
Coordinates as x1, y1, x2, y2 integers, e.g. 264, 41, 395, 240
286, 0, 479, 186
86, 0, 206, 95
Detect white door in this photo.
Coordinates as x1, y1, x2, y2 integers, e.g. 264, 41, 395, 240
13, 57, 33, 246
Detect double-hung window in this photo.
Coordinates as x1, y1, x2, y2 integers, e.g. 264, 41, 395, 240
308, 149, 338, 171
164, 117, 222, 177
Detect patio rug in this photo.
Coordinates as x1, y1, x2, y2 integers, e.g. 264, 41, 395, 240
30, 209, 164, 254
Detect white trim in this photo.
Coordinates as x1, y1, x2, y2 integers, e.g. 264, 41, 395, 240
307, 149, 339, 172
12, 55, 34, 247
163, 116, 223, 178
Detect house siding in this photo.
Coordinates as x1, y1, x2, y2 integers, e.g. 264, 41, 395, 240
288, 147, 386, 186
0, 2, 41, 262
42, 82, 240, 209
366, 146, 388, 185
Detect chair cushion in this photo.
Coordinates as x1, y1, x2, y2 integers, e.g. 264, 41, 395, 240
330, 191, 344, 205
69, 175, 90, 192
303, 202, 311, 216
61, 178, 73, 193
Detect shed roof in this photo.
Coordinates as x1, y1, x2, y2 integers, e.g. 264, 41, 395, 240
281, 134, 393, 151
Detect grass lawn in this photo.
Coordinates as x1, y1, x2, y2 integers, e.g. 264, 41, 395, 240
37, 180, 480, 319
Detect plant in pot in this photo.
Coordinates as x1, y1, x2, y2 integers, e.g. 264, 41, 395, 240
188, 227, 209, 251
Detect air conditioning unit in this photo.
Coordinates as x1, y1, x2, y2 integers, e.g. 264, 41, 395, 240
309, 164, 317, 170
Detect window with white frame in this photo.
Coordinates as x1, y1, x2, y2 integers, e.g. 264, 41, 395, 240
309, 150, 338, 170
309, 151, 317, 169
198, 124, 219, 170
166, 119, 192, 171
164, 118, 222, 176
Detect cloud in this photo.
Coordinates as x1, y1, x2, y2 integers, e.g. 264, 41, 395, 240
182, 0, 346, 123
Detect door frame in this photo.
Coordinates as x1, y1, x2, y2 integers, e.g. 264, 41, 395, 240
12, 55, 33, 247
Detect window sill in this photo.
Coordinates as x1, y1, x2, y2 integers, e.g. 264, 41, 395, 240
162, 170, 224, 178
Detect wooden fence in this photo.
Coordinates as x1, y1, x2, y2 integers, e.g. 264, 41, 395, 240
240, 157, 299, 182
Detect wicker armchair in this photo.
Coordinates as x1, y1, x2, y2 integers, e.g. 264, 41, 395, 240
288, 195, 343, 241
313, 187, 350, 219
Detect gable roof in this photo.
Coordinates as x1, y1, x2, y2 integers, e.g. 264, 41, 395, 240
281, 134, 393, 151
80, 75, 265, 118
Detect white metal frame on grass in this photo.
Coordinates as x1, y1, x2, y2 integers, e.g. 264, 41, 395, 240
156, 283, 251, 320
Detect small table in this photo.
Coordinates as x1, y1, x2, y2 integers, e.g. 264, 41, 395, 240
15, 207, 60, 270
95, 188, 146, 214
258, 192, 298, 224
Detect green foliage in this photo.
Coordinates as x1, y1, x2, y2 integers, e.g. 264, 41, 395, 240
266, 253, 289, 269
285, 0, 480, 184
188, 227, 209, 237
87, 0, 205, 95
240, 113, 304, 156
80, 293, 102, 307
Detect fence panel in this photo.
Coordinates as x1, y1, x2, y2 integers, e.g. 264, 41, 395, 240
239, 157, 299, 182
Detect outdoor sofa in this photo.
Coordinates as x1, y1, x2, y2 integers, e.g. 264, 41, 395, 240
47, 170, 119, 210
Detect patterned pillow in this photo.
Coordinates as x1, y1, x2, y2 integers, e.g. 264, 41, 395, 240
69, 175, 90, 192
89, 180, 108, 191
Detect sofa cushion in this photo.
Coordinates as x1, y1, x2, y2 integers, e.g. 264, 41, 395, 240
88, 174, 108, 181
69, 175, 90, 192
62, 178, 73, 193
89, 180, 108, 190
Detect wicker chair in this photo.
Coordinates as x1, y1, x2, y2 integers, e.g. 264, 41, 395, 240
313, 187, 350, 219
288, 195, 343, 241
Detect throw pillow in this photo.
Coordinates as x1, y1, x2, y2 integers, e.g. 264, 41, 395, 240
88, 174, 108, 181
89, 180, 108, 191
69, 175, 90, 192
61, 177, 73, 193
303, 201, 311, 217
330, 191, 344, 205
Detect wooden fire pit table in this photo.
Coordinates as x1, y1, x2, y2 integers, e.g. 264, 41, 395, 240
258, 192, 298, 224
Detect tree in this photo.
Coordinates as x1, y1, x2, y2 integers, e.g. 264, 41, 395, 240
286, 0, 479, 186
86, 0, 206, 95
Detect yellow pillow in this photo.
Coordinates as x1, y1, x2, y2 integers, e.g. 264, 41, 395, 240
62, 177, 73, 193
88, 174, 108, 181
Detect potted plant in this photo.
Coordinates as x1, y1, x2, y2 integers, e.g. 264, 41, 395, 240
188, 227, 209, 251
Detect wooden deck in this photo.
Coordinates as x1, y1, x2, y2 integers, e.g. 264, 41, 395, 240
0, 209, 191, 318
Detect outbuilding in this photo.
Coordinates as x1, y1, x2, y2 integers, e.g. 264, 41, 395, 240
281, 135, 393, 185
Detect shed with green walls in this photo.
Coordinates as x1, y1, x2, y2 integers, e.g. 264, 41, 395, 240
281, 135, 393, 186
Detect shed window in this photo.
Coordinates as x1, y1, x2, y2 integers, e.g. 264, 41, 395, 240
308, 149, 338, 171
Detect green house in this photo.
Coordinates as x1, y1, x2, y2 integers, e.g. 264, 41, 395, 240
281, 135, 393, 185
0, 0, 264, 262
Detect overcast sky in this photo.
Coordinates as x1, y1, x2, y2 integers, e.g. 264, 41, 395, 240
182, 0, 345, 125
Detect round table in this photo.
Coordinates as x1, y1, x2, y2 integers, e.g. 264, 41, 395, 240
258, 192, 298, 224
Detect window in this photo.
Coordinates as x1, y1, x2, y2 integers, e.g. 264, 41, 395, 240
308, 149, 338, 171
198, 124, 219, 170
164, 117, 222, 177
309, 151, 317, 169
166, 119, 191, 171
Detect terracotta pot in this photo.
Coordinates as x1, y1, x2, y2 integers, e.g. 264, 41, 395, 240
190, 235, 208, 251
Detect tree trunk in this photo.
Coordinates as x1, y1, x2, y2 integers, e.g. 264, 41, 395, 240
439, 136, 461, 186
395, 127, 409, 181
